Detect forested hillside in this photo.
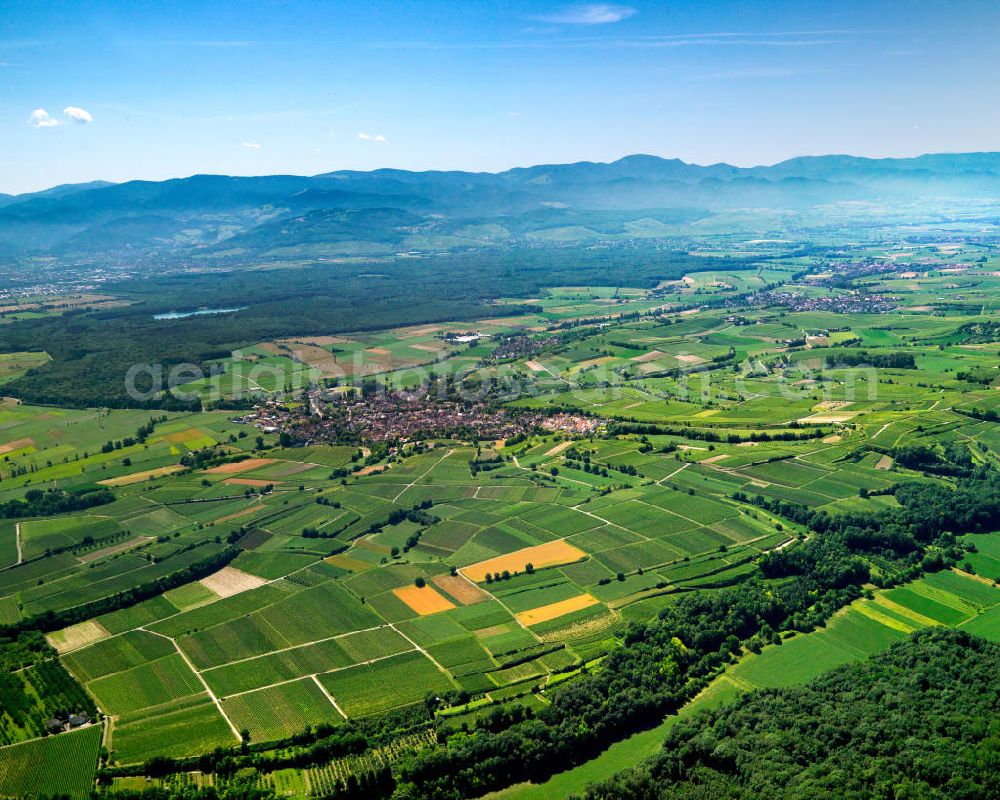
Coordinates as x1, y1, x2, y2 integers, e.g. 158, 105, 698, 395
582, 629, 1000, 800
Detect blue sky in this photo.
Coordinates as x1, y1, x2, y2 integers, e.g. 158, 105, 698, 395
0, 0, 997, 193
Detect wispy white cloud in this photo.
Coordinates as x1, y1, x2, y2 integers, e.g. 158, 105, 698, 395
27, 108, 60, 127
689, 67, 800, 81
532, 4, 637, 25
241, 141, 262, 149
373, 30, 870, 50
356, 132, 387, 143
164, 40, 254, 47
63, 106, 93, 124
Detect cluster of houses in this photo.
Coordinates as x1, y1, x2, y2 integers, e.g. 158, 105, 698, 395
235, 387, 602, 447
742, 290, 898, 314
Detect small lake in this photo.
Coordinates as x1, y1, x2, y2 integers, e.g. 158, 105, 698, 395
153, 307, 246, 320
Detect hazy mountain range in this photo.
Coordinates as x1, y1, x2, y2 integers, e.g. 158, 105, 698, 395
1, 152, 998, 260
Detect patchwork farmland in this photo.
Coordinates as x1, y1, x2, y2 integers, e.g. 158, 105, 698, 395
3, 255, 1000, 798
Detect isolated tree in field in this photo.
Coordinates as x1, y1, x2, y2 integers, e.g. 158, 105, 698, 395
415, 576, 426, 588
525, 563, 535, 574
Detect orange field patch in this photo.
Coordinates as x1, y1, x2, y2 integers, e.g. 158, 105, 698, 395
516, 594, 599, 626
433, 574, 490, 605
325, 553, 371, 572
277, 341, 340, 374
223, 477, 280, 487
393, 584, 456, 616
356, 464, 388, 476
462, 540, 587, 583
205, 458, 276, 474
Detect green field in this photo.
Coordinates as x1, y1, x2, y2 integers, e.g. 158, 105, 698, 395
0, 244, 998, 797
0, 725, 101, 799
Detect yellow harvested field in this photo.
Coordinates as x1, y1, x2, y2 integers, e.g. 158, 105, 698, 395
631, 350, 665, 363
875, 455, 893, 470
164, 427, 208, 444
205, 458, 276, 474
0, 437, 34, 455
463, 540, 587, 583
98, 465, 186, 486
223, 477, 280, 487
545, 440, 574, 457
215, 505, 266, 524
47, 620, 111, 654
397, 325, 442, 338
433, 574, 490, 605
798, 413, 857, 424
393, 584, 456, 615
409, 342, 447, 353
524, 360, 546, 372
674, 353, 707, 364
516, 594, 599, 626
199, 566, 266, 598
574, 356, 616, 370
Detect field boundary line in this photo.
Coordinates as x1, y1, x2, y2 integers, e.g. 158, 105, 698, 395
199, 624, 393, 672
511, 454, 593, 489
219, 649, 419, 699
568, 505, 651, 542
392, 447, 455, 503
311, 674, 347, 719
0, 720, 100, 753
657, 462, 689, 485
388, 623, 455, 682
143, 629, 242, 742
631, 497, 702, 528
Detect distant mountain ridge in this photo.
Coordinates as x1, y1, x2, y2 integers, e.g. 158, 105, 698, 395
1, 152, 997, 259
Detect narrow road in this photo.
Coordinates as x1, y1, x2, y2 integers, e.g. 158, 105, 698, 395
311, 674, 347, 718
144, 628, 242, 742
392, 448, 454, 503
15, 523, 22, 564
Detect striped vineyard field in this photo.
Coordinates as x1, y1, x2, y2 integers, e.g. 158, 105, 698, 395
305, 729, 437, 797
